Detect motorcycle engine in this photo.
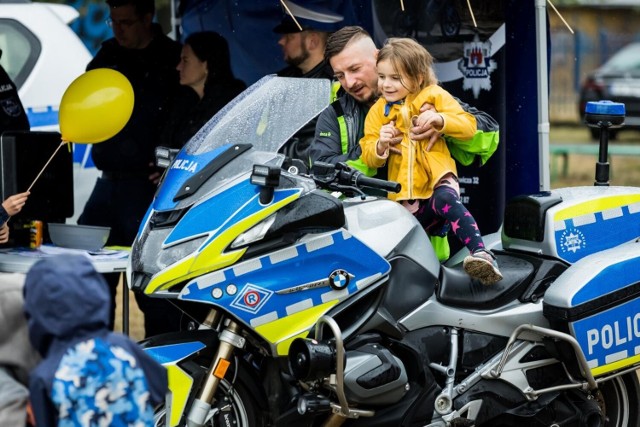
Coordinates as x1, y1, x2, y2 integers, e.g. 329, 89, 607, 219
289, 339, 408, 406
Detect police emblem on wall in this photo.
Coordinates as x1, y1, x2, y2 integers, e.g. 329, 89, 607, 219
458, 34, 497, 99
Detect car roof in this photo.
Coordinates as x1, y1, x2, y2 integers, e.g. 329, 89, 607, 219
601, 42, 640, 73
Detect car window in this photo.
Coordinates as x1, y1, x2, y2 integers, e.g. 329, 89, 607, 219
0, 18, 41, 88
602, 43, 640, 73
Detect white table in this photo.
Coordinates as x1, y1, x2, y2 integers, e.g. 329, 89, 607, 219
0, 247, 131, 334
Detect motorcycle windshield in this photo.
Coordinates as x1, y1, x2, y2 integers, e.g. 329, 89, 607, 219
154, 75, 332, 211
184, 75, 332, 156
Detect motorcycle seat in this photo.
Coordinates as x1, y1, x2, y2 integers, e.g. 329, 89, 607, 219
437, 253, 536, 310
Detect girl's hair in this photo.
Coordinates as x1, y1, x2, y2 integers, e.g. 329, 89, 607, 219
184, 31, 235, 86
377, 38, 437, 93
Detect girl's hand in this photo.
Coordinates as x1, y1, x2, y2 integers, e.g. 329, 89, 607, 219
377, 121, 402, 155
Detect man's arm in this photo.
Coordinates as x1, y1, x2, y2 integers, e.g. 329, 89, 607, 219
410, 96, 499, 156
453, 97, 499, 133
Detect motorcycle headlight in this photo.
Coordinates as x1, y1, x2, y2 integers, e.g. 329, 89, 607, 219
135, 226, 207, 278
230, 214, 276, 249
157, 235, 208, 272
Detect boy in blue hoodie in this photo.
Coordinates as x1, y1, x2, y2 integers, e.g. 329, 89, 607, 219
23, 255, 167, 426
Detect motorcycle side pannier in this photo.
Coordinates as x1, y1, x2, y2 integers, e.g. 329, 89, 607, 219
543, 240, 640, 377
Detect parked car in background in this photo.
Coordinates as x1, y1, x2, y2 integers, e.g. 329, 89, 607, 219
579, 42, 640, 140
1, 0, 94, 223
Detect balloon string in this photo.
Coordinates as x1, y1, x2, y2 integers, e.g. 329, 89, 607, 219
27, 140, 67, 192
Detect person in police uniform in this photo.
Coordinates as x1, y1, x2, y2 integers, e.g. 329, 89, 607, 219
273, 6, 342, 163
0, 52, 29, 135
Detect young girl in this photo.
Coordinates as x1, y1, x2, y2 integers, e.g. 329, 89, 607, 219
359, 37, 502, 285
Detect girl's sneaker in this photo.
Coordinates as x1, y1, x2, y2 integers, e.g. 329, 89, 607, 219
463, 249, 503, 286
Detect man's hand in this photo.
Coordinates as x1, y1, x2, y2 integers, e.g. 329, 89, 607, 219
377, 121, 402, 156
2, 191, 30, 216
410, 103, 443, 152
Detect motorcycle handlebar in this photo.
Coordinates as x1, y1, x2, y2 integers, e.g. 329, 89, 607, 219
353, 173, 401, 193
334, 162, 401, 193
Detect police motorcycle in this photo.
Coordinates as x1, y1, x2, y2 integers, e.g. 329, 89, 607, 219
128, 76, 640, 426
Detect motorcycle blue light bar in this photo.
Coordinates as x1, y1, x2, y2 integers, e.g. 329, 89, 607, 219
585, 100, 625, 116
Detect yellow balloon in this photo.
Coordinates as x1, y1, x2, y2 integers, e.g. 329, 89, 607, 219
59, 68, 134, 144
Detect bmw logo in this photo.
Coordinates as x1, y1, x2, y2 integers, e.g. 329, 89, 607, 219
328, 269, 350, 290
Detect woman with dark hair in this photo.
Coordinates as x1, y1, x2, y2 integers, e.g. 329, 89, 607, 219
160, 31, 246, 149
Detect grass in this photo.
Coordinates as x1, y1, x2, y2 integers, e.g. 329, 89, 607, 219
550, 125, 640, 188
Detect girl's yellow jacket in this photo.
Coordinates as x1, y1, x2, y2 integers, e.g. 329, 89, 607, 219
360, 85, 476, 201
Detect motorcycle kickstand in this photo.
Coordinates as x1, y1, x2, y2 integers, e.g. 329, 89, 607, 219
187, 320, 246, 427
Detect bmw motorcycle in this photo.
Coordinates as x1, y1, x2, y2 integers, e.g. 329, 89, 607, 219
128, 76, 640, 426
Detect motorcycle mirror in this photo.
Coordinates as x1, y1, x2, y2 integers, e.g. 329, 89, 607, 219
155, 146, 180, 169
251, 164, 281, 204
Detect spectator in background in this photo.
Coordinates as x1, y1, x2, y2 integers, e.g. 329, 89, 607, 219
0, 60, 30, 245
24, 255, 167, 426
159, 31, 246, 150
78, 0, 182, 337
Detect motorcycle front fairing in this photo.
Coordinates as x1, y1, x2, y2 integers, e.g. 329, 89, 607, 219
129, 76, 334, 294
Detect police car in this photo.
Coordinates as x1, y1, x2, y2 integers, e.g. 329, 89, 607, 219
1, 0, 92, 130
1, 0, 94, 222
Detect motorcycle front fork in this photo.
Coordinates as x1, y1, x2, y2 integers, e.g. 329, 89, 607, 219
186, 310, 245, 427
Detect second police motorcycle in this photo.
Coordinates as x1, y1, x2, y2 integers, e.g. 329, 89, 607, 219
127, 76, 640, 426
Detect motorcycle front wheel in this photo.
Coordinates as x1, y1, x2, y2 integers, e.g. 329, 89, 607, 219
601, 372, 640, 426
153, 375, 266, 427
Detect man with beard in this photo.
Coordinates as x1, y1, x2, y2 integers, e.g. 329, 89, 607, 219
273, 11, 341, 162
309, 26, 499, 261
274, 15, 335, 80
